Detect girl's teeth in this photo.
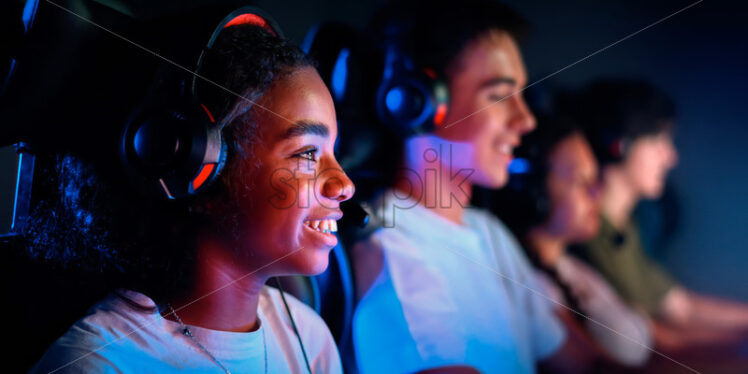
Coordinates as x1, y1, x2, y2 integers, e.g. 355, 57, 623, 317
304, 219, 338, 233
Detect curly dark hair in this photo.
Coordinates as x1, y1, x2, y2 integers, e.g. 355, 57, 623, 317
23, 24, 313, 302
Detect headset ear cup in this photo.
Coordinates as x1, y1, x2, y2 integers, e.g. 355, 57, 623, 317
121, 101, 217, 199
120, 7, 292, 200
377, 78, 421, 136
122, 7, 282, 200
597, 128, 628, 164
122, 107, 187, 177
430, 79, 450, 128
608, 138, 623, 160
376, 70, 449, 136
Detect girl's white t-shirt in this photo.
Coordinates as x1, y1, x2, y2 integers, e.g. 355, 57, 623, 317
31, 286, 342, 373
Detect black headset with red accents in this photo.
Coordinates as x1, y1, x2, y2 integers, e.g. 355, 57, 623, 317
375, 43, 450, 137
607, 135, 629, 161
582, 127, 630, 165
120, 6, 282, 200
120, 10, 315, 372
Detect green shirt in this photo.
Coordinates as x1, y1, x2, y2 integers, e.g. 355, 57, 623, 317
571, 215, 676, 315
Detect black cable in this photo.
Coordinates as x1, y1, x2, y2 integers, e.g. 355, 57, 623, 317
274, 276, 313, 374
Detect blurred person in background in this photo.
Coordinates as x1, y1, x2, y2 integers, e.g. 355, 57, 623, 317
571, 79, 748, 356
351, 1, 598, 373
487, 116, 653, 368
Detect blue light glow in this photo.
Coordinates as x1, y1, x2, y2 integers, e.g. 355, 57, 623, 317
508, 158, 530, 174
11, 153, 23, 231
385, 88, 404, 112
300, 24, 320, 53
1, 59, 17, 96
331, 48, 349, 101
23, 0, 39, 33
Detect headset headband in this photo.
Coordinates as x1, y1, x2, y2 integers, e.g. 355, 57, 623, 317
192, 6, 284, 99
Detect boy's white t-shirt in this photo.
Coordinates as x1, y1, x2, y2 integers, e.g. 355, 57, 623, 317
353, 190, 566, 374
31, 286, 342, 373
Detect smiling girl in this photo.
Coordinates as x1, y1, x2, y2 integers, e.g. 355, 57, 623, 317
29, 19, 353, 374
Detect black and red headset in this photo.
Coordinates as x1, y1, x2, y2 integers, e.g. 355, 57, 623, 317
375, 42, 450, 137
120, 6, 282, 200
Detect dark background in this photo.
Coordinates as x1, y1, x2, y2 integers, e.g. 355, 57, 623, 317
2, 0, 747, 304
